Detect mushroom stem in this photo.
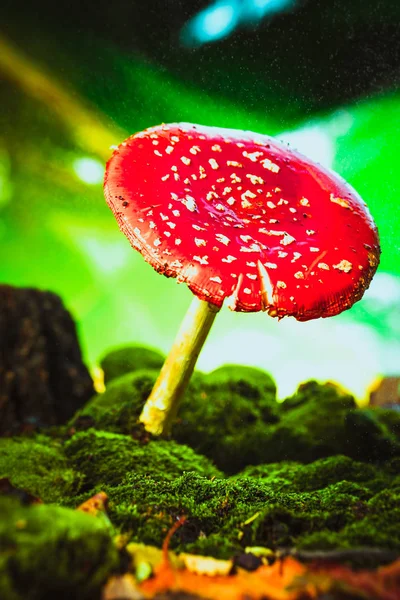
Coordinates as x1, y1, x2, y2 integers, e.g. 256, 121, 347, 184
139, 296, 220, 437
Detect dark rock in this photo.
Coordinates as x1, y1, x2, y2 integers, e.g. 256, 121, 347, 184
233, 552, 262, 571
0, 285, 94, 435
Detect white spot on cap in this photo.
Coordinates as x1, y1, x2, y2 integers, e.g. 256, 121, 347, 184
149, 221, 156, 229
294, 271, 304, 279
277, 281, 287, 289
227, 197, 236, 206
291, 252, 302, 262
166, 221, 176, 229
172, 209, 180, 217
182, 196, 198, 212
246, 174, 264, 185
171, 260, 183, 268
310, 247, 320, 252
243, 150, 263, 162
210, 276, 222, 283
243, 288, 252, 294
230, 173, 241, 184
281, 234, 296, 246
181, 156, 191, 166
240, 244, 262, 253
318, 263, 329, 270
175, 238, 181, 245
221, 255, 237, 263
227, 160, 243, 168
264, 262, 277, 269
277, 251, 288, 258
330, 194, 350, 208
222, 187, 233, 195
333, 260, 352, 273
190, 145, 201, 155
206, 191, 219, 201
300, 197, 310, 206
154, 150, 162, 157
160, 213, 169, 221
306, 229, 316, 235
165, 146, 174, 154
267, 201, 276, 209
161, 174, 170, 181
195, 238, 207, 247
216, 233, 231, 246
193, 255, 209, 265
246, 273, 257, 280
212, 144, 222, 152
154, 238, 162, 247
242, 191, 256, 202
240, 235, 252, 243
261, 158, 280, 173
209, 158, 219, 170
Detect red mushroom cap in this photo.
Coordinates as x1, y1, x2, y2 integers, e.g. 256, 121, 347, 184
104, 123, 380, 320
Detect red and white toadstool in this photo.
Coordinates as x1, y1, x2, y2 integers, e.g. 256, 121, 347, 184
104, 123, 380, 436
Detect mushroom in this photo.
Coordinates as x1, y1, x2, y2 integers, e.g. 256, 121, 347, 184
104, 123, 380, 436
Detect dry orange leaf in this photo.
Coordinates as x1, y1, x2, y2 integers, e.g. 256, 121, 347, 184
135, 517, 400, 600
76, 491, 108, 516
140, 555, 310, 600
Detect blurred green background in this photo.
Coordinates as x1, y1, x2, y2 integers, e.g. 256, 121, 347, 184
0, 0, 399, 401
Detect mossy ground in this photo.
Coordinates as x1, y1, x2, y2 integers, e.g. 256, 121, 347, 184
1, 345, 400, 598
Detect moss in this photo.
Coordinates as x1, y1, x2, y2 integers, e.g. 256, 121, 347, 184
299, 488, 400, 552
0, 497, 118, 600
64, 429, 222, 489
100, 345, 165, 384
344, 409, 400, 461
4, 359, 400, 578
237, 455, 387, 495
172, 365, 278, 473
71, 363, 279, 473
0, 435, 84, 503
71, 369, 400, 474
70, 369, 158, 435
374, 407, 400, 437
62, 450, 397, 562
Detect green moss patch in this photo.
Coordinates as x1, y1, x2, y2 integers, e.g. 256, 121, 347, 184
71, 359, 400, 473
0, 497, 118, 600
100, 345, 165, 384
2, 349, 400, 593
64, 428, 222, 489
0, 435, 84, 503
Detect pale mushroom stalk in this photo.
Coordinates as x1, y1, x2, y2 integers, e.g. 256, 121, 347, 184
139, 297, 220, 436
